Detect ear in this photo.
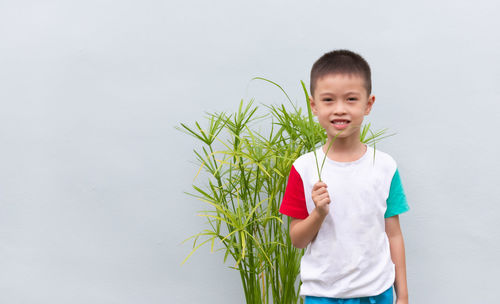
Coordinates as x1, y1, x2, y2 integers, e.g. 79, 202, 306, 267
309, 96, 318, 116
364, 95, 375, 115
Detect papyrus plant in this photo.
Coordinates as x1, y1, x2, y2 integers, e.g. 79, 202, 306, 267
178, 80, 391, 304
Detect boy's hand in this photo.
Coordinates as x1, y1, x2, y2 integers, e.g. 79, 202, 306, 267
311, 181, 331, 217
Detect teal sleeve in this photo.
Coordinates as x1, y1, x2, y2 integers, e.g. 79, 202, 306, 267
384, 168, 410, 218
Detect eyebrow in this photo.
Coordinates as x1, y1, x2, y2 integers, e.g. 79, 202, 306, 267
319, 91, 361, 97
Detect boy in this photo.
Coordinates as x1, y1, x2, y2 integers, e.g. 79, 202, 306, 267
280, 50, 409, 304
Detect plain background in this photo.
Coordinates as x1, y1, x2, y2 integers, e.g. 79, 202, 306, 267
1, 0, 499, 303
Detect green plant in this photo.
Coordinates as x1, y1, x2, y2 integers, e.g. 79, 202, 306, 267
178, 80, 392, 303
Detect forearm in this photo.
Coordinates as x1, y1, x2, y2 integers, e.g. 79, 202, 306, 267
290, 210, 327, 249
388, 233, 409, 301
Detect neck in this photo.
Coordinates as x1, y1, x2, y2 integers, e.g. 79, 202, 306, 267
325, 134, 364, 151
322, 136, 366, 162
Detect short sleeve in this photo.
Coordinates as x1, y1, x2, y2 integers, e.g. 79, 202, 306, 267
384, 168, 410, 218
280, 165, 309, 219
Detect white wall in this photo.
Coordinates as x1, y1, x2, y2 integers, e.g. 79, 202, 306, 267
1, 0, 499, 303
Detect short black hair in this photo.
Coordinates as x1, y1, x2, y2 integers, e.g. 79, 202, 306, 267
310, 49, 372, 96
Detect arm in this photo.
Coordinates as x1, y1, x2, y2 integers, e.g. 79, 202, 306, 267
289, 181, 330, 249
385, 215, 409, 304
289, 209, 327, 248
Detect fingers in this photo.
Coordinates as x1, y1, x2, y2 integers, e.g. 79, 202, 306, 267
312, 181, 331, 206
312, 182, 329, 199
315, 192, 331, 205
312, 181, 328, 191
316, 191, 331, 202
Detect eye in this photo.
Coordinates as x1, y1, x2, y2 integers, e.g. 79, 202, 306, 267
323, 98, 333, 102
347, 97, 358, 102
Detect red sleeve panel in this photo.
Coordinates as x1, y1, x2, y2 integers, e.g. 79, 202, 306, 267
279, 165, 309, 219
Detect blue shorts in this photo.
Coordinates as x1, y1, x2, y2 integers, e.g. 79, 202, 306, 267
305, 286, 393, 304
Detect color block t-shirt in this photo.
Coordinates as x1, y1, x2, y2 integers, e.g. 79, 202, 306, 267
279, 145, 409, 298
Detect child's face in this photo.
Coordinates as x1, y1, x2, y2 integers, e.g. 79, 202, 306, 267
310, 73, 375, 143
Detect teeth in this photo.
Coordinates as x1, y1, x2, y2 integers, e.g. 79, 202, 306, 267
333, 121, 348, 124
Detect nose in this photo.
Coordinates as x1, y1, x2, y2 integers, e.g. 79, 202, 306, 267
333, 101, 347, 115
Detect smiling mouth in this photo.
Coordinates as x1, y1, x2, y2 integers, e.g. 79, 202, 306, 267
331, 119, 350, 125
330, 119, 350, 130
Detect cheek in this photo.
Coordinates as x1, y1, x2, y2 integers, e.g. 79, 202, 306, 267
320, 114, 332, 122
353, 107, 368, 117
